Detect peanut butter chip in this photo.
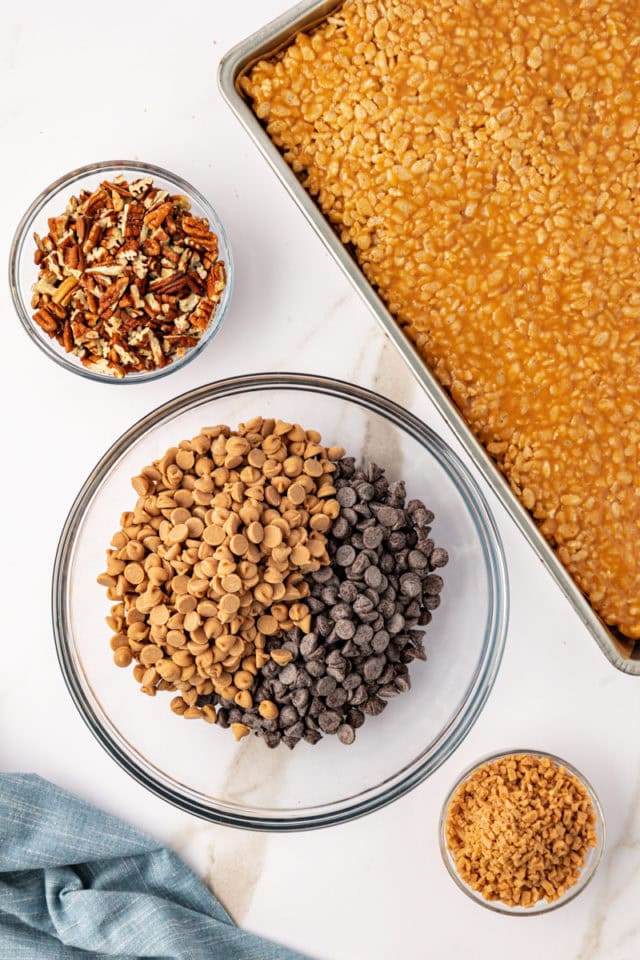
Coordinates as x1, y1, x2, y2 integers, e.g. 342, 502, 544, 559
246, 521, 264, 543
288, 483, 307, 505
229, 533, 249, 556
167, 523, 189, 545
257, 614, 279, 636
149, 605, 169, 626
291, 544, 310, 565
270, 648, 293, 666
124, 563, 144, 584
220, 594, 240, 615
203, 524, 225, 546
263, 525, 283, 548
231, 722, 250, 741
221, 574, 242, 593
258, 699, 279, 720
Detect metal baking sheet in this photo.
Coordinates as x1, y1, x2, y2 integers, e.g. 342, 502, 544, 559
218, 0, 640, 674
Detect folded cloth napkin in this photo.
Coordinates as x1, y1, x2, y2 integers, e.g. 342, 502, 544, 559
0, 773, 309, 960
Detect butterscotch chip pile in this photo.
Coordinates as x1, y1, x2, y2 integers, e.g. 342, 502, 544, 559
243, 0, 640, 639
445, 754, 597, 908
99, 418, 344, 727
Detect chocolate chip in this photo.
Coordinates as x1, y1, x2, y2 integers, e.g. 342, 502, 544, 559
284, 721, 304, 740
300, 633, 318, 658
386, 611, 405, 634
400, 572, 422, 597
362, 525, 384, 549
363, 655, 385, 681
337, 724, 355, 745
335, 618, 356, 640
343, 671, 362, 690
353, 594, 375, 616
330, 602, 352, 621
316, 675, 337, 697
279, 705, 298, 728
338, 580, 359, 603
364, 565, 384, 590
336, 544, 356, 566
356, 481, 375, 501
326, 688, 348, 708
331, 516, 351, 539
337, 486, 358, 507
430, 547, 449, 568
292, 688, 310, 711
363, 696, 386, 716
374, 505, 399, 527
231, 458, 447, 751
316, 614, 333, 637
318, 710, 341, 733
372, 629, 390, 653
424, 574, 445, 595
279, 664, 298, 686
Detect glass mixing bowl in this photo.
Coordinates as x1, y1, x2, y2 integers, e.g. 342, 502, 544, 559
53, 374, 508, 829
439, 749, 605, 914
9, 160, 233, 383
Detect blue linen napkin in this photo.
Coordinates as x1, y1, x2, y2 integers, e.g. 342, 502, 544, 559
0, 773, 310, 960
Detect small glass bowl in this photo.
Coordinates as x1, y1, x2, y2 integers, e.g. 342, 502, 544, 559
9, 160, 233, 384
53, 374, 508, 829
439, 748, 606, 915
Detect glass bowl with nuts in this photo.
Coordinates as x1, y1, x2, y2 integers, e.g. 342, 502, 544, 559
9, 160, 233, 383
439, 749, 606, 915
53, 373, 508, 829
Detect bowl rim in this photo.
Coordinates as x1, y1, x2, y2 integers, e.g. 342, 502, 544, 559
8, 159, 234, 385
438, 747, 606, 914
52, 372, 509, 830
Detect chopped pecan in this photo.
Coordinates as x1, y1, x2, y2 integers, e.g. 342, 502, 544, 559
181, 215, 211, 237
30, 174, 226, 376
124, 202, 145, 239
62, 320, 74, 353
144, 201, 173, 230
33, 307, 59, 335
98, 277, 129, 317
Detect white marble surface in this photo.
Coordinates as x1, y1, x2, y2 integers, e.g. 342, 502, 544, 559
1, 2, 639, 958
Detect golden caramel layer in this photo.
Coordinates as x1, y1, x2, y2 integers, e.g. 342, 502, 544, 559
244, 0, 640, 638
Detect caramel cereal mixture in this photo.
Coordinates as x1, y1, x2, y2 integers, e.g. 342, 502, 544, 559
445, 753, 598, 908
243, 0, 640, 639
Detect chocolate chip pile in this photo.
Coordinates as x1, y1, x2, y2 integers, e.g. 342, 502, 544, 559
101, 421, 448, 748
199, 458, 448, 747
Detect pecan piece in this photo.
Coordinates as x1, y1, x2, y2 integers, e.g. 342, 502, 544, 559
30, 174, 226, 376
52, 276, 79, 306
98, 277, 129, 317
144, 201, 173, 230
181, 215, 211, 237
124, 202, 145, 239
33, 307, 59, 335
